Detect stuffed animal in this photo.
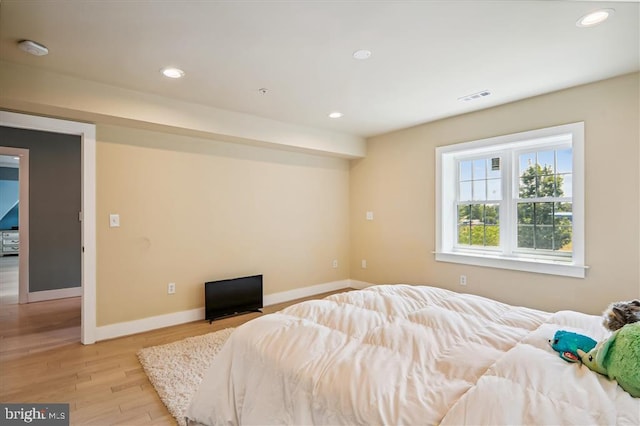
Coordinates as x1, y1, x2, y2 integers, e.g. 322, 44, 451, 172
549, 330, 597, 363
577, 322, 640, 398
602, 299, 640, 331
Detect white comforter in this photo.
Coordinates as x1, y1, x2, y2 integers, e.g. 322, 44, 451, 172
186, 285, 640, 425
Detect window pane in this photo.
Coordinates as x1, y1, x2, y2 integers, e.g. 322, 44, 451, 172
468, 225, 480, 245
459, 181, 472, 201
535, 202, 554, 225
473, 159, 486, 179
554, 202, 572, 251
457, 204, 500, 248
458, 225, 470, 245
536, 226, 553, 250
558, 173, 572, 197
538, 175, 555, 198
487, 178, 501, 200
470, 204, 483, 222
537, 150, 554, 173
554, 202, 572, 225
484, 225, 500, 246
556, 148, 572, 173
472, 180, 486, 201
516, 202, 572, 252
518, 225, 534, 249
554, 226, 572, 252
458, 205, 471, 245
519, 176, 537, 199
519, 152, 536, 177
519, 149, 571, 198
484, 203, 500, 246
458, 204, 471, 223
459, 160, 472, 181
518, 202, 534, 224
484, 204, 499, 225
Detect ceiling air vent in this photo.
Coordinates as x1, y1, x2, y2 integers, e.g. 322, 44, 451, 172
458, 90, 492, 102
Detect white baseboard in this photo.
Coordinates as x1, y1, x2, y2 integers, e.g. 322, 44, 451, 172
348, 279, 372, 290
95, 307, 205, 342
28, 286, 82, 303
95, 279, 355, 342
263, 279, 352, 306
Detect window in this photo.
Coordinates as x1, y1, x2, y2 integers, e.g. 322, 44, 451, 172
436, 122, 585, 278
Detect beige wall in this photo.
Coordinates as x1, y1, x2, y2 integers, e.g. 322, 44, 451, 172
350, 72, 640, 315
96, 125, 350, 326
4, 65, 638, 325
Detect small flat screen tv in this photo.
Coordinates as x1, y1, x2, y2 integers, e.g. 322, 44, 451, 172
205, 274, 263, 322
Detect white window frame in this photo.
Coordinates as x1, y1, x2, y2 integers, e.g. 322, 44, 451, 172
435, 122, 585, 278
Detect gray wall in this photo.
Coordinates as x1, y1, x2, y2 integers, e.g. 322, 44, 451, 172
0, 126, 81, 292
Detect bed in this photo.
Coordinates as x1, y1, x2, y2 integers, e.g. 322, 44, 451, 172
186, 285, 640, 425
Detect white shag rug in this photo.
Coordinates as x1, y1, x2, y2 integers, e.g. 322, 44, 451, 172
137, 328, 235, 426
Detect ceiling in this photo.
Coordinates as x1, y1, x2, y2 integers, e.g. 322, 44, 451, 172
0, 1, 638, 138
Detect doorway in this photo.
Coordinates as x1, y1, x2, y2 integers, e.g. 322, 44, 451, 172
0, 149, 28, 305
0, 111, 96, 344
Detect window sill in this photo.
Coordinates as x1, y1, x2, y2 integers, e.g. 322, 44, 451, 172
435, 251, 586, 278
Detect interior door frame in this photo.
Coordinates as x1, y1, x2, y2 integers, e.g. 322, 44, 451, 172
0, 111, 96, 344
0, 146, 29, 304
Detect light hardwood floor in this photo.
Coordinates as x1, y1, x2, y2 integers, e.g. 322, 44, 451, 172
0, 289, 347, 425
0, 255, 19, 305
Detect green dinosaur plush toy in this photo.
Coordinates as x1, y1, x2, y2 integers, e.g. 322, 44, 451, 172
577, 322, 640, 398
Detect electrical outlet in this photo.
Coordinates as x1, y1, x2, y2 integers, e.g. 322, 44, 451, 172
459, 275, 467, 286
168, 282, 176, 294
366, 211, 374, 220
361, 259, 367, 269
332, 259, 338, 268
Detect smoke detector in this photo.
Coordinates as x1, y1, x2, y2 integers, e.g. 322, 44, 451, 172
18, 40, 49, 56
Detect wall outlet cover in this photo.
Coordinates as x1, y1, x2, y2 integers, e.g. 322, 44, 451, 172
109, 214, 120, 228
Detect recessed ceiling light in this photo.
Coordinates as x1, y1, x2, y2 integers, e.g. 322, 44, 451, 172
328, 112, 344, 119
353, 49, 372, 60
161, 67, 185, 79
18, 40, 48, 56
576, 8, 615, 28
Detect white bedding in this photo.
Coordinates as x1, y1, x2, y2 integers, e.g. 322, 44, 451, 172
186, 285, 640, 425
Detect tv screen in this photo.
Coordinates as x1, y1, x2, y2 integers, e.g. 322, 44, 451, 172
205, 274, 263, 322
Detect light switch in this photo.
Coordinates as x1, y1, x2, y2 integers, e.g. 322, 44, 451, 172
109, 214, 120, 228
